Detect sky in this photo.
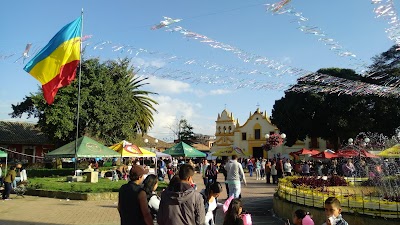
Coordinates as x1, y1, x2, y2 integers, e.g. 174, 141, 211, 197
0, 0, 396, 143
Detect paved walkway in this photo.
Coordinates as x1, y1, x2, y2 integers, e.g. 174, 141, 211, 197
0, 173, 285, 225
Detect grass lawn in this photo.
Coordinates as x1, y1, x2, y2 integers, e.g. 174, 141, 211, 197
27, 176, 168, 193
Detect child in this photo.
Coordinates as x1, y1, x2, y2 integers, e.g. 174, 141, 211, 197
223, 198, 244, 225
111, 166, 119, 181
323, 197, 348, 225
289, 209, 314, 225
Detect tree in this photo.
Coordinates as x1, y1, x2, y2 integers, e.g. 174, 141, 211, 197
177, 119, 195, 145
10, 58, 158, 146
271, 67, 400, 149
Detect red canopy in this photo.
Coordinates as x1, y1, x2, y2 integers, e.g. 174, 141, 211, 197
311, 151, 339, 159
360, 149, 379, 158
290, 148, 319, 156
337, 149, 359, 157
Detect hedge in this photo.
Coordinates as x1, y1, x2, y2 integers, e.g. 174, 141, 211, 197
27, 168, 75, 177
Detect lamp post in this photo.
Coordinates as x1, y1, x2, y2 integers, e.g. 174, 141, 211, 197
144, 138, 159, 151
262, 133, 286, 151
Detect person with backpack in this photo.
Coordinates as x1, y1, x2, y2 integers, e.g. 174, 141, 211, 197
143, 174, 161, 225
206, 161, 218, 184
200, 182, 223, 225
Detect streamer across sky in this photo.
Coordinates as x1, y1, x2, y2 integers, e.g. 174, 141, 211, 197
0, 0, 397, 139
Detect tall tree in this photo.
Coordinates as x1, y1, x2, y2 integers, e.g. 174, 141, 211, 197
10, 58, 158, 146
178, 119, 195, 145
271, 67, 400, 149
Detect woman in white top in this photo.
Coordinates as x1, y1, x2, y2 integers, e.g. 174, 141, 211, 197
201, 182, 223, 225
143, 174, 161, 224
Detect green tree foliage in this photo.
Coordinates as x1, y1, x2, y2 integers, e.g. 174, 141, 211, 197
271, 67, 400, 149
178, 119, 195, 145
10, 58, 158, 146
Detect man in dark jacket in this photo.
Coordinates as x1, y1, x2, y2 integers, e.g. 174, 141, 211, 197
118, 165, 153, 225
158, 164, 205, 225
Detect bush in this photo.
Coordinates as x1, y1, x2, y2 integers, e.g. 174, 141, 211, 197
28, 169, 75, 177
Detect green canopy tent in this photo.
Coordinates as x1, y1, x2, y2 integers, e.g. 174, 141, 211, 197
163, 142, 206, 158
0, 149, 7, 175
46, 136, 121, 158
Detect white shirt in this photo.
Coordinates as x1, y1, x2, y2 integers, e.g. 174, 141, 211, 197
148, 193, 160, 212
205, 197, 217, 225
284, 162, 292, 173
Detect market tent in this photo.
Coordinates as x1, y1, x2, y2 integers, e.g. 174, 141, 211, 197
155, 151, 171, 158
109, 140, 156, 157
360, 149, 379, 158
46, 136, 121, 158
0, 149, 7, 174
337, 149, 359, 158
311, 151, 339, 159
163, 142, 206, 157
289, 148, 319, 156
378, 144, 400, 158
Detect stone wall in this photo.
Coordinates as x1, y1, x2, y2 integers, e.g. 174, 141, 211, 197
26, 189, 118, 201
273, 193, 400, 225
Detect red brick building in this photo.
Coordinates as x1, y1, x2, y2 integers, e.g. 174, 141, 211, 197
0, 121, 55, 163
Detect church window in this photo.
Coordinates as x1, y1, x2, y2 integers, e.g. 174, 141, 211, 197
228, 126, 232, 133
218, 126, 221, 134
224, 126, 227, 133
255, 129, 261, 140
242, 132, 247, 140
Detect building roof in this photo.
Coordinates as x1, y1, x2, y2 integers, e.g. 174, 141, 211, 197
192, 143, 211, 152
142, 134, 174, 148
0, 121, 52, 145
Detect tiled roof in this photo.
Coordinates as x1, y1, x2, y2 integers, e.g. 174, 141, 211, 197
193, 143, 211, 151
0, 121, 52, 145
143, 134, 174, 148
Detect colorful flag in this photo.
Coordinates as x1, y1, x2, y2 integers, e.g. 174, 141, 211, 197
24, 17, 82, 104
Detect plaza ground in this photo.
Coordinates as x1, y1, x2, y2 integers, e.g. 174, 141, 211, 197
0, 173, 285, 225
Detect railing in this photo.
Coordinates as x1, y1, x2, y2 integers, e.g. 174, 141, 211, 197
277, 181, 400, 219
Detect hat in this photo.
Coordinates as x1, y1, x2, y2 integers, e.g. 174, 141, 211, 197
130, 165, 149, 177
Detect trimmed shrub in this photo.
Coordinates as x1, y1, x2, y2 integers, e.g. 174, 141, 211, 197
28, 168, 75, 177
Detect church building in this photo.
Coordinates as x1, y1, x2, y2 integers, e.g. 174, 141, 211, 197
211, 108, 327, 158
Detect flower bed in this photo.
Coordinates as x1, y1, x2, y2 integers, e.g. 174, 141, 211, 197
277, 176, 400, 218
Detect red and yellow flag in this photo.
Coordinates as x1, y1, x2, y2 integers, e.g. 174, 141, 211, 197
23, 17, 82, 104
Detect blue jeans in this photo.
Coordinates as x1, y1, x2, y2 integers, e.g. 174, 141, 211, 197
12, 177, 21, 189
248, 165, 254, 177
227, 183, 241, 198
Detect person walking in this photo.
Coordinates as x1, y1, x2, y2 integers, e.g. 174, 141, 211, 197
218, 160, 229, 198
225, 155, 247, 198
118, 165, 153, 225
206, 161, 218, 184
200, 159, 209, 186
157, 164, 205, 225
247, 158, 254, 177
265, 160, 272, 184
255, 159, 261, 180
200, 182, 223, 225
2, 166, 16, 200
284, 159, 293, 176
143, 174, 161, 225
271, 161, 278, 184
260, 159, 266, 180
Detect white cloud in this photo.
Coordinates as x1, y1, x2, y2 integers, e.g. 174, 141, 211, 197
146, 76, 192, 94
209, 89, 232, 95
147, 95, 214, 141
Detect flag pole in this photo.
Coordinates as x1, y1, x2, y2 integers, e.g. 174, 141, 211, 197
74, 9, 84, 173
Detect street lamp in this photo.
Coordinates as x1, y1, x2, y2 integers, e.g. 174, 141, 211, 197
144, 138, 158, 151
262, 133, 286, 151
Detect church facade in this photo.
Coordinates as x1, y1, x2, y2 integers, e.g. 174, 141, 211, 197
211, 108, 328, 158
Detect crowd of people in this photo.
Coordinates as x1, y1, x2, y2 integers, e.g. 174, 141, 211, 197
117, 154, 352, 225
